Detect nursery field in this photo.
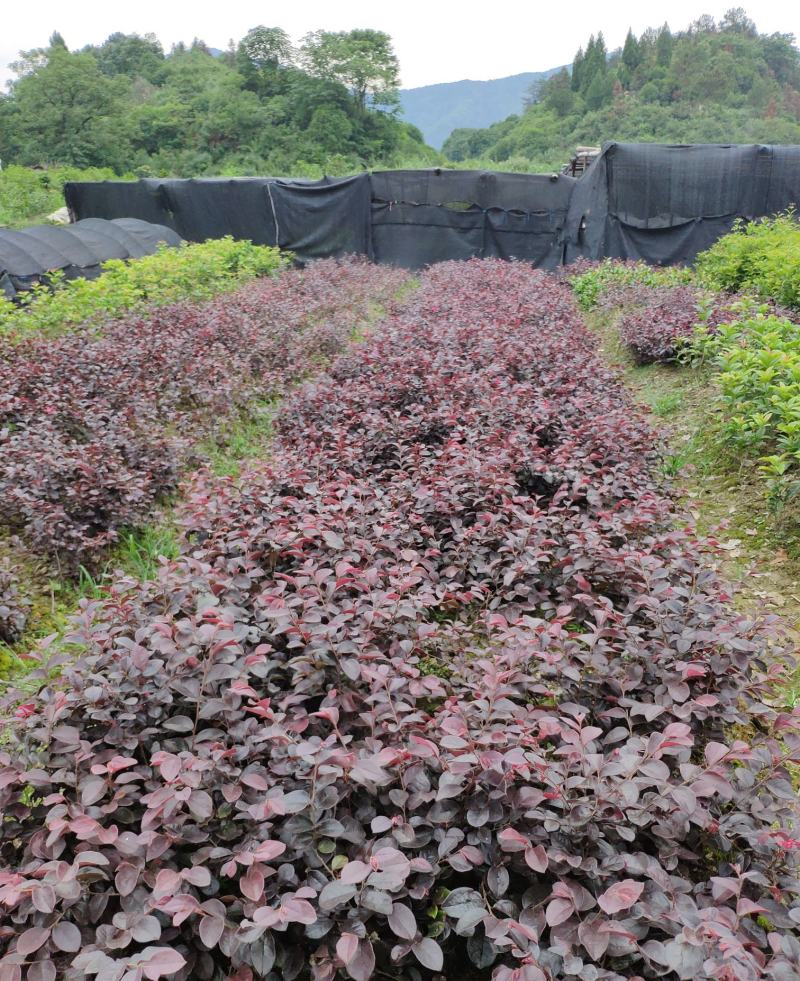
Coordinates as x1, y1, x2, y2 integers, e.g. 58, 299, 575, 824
1, 251, 800, 981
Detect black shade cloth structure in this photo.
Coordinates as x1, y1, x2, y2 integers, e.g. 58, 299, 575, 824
565, 141, 800, 265
0, 218, 183, 299
65, 170, 576, 268
65, 146, 800, 270
64, 175, 368, 261
269, 174, 372, 260
370, 170, 576, 269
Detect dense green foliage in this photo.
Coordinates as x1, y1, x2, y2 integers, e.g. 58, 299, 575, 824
0, 237, 287, 337
691, 214, 800, 498
688, 311, 800, 501
444, 9, 800, 170
569, 259, 693, 309
696, 212, 800, 308
0, 164, 130, 228
0, 29, 438, 177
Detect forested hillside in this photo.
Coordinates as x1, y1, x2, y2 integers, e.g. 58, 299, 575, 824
444, 9, 800, 171
0, 28, 439, 177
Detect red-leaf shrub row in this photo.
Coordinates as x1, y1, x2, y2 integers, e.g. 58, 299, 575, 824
608, 283, 798, 367
0, 259, 406, 573
616, 287, 744, 365
0, 559, 28, 645
2, 260, 800, 981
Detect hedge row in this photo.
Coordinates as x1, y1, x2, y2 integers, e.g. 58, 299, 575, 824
1, 260, 798, 980
0, 258, 407, 574
696, 212, 800, 309
0, 238, 287, 338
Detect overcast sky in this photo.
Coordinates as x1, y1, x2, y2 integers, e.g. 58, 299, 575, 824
2, 1, 799, 91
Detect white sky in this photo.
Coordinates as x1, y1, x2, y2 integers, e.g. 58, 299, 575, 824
1, 1, 799, 90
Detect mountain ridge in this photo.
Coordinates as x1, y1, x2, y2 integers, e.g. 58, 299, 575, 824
399, 68, 564, 149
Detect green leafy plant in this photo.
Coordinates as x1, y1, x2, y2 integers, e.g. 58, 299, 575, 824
687, 312, 800, 501
568, 259, 693, 310
0, 237, 288, 338
696, 212, 800, 310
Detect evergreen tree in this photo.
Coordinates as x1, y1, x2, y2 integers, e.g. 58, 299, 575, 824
585, 70, 612, 110
571, 47, 584, 92
542, 68, 576, 117
656, 24, 674, 67
622, 29, 642, 72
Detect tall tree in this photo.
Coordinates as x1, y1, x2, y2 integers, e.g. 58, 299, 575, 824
88, 33, 165, 83
622, 29, 642, 72
542, 68, 577, 117
656, 24, 674, 67
240, 26, 294, 70
300, 30, 400, 110
571, 47, 584, 92
7, 47, 131, 168
720, 8, 757, 36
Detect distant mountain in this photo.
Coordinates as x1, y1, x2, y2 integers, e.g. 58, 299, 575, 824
399, 69, 564, 149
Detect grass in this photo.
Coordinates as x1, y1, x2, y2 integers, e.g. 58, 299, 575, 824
202, 400, 279, 478
586, 306, 800, 706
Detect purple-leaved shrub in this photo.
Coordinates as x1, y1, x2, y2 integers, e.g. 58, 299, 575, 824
0, 259, 406, 573
0, 560, 28, 645
1, 261, 798, 981
615, 287, 743, 365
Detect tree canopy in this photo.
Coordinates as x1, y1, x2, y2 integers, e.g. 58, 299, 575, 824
0, 28, 435, 177
301, 29, 400, 109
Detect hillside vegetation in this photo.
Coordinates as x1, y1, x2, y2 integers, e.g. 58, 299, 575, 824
444, 9, 800, 171
0, 28, 440, 178
0, 164, 131, 228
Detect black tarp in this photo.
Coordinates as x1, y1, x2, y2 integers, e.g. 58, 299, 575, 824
371, 203, 485, 268
270, 174, 372, 260
160, 178, 277, 244
566, 142, 800, 265
370, 169, 575, 268
64, 146, 800, 270
64, 180, 175, 228
0, 218, 182, 299
66, 175, 369, 262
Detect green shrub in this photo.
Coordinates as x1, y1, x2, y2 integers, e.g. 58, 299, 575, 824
696, 212, 800, 309
687, 312, 800, 501
0, 165, 131, 228
569, 259, 693, 310
0, 237, 288, 337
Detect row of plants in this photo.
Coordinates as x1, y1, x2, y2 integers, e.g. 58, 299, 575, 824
1, 260, 798, 979
0, 258, 408, 651
567, 258, 692, 313
0, 238, 288, 339
568, 232, 800, 503
695, 212, 800, 310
